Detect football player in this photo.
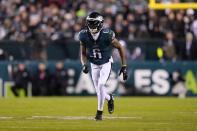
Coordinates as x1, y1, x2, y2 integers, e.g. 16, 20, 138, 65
79, 12, 128, 120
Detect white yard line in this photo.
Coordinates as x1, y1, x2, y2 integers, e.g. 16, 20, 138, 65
178, 111, 197, 114
0, 115, 142, 120
0, 126, 60, 129
104, 116, 142, 119
0, 116, 13, 120
28, 115, 142, 120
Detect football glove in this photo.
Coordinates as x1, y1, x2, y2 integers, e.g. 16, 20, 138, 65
119, 65, 128, 80
82, 64, 89, 74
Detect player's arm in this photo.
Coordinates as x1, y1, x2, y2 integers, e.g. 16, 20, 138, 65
112, 38, 128, 80
80, 41, 87, 65
80, 41, 89, 74
112, 38, 127, 66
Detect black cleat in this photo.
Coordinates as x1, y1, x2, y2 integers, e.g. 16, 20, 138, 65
95, 110, 103, 121
108, 94, 114, 114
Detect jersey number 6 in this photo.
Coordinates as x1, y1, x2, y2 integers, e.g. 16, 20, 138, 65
93, 49, 102, 59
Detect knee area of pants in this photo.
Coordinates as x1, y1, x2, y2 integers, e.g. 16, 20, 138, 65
98, 83, 105, 88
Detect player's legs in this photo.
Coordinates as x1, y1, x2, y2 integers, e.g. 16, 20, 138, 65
91, 65, 100, 91
91, 63, 102, 111
91, 62, 113, 120
97, 62, 111, 111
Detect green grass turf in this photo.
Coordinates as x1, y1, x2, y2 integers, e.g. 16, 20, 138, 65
0, 97, 197, 131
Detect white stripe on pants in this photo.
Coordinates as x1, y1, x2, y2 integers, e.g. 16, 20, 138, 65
91, 61, 111, 111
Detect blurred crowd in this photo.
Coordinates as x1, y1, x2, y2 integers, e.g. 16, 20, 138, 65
0, 0, 197, 41
10, 62, 69, 96
0, 0, 197, 61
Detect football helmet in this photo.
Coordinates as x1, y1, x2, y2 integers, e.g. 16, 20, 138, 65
86, 12, 104, 34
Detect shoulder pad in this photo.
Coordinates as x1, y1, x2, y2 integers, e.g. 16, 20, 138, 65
78, 29, 88, 42
79, 29, 88, 34
102, 28, 110, 33
102, 28, 115, 41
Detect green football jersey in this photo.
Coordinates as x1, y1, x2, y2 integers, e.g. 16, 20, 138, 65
79, 28, 115, 65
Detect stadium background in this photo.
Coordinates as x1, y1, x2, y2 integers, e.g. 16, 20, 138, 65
0, 0, 197, 97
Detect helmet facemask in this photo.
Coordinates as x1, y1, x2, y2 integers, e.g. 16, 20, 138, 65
86, 15, 104, 34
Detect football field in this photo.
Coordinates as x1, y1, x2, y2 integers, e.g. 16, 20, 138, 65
0, 97, 196, 131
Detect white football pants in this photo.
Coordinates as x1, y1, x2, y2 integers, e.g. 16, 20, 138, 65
91, 61, 111, 111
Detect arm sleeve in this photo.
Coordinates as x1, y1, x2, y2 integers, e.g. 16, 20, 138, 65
78, 31, 83, 42
78, 30, 86, 46
109, 29, 115, 42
